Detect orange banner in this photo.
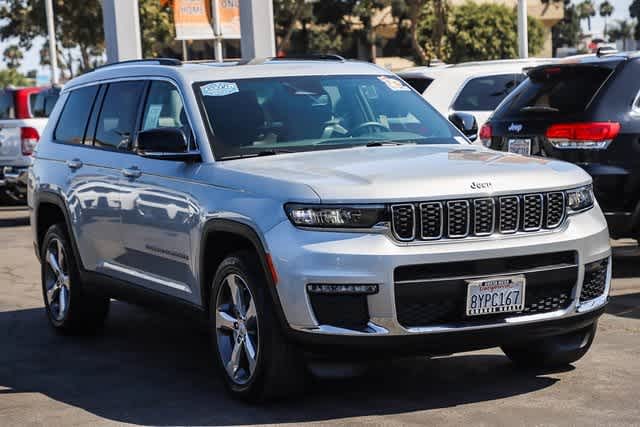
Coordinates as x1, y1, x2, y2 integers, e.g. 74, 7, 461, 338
214, 0, 241, 39
173, 0, 215, 40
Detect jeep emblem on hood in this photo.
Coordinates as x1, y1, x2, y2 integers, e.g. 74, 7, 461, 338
470, 181, 493, 190
508, 123, 523, 133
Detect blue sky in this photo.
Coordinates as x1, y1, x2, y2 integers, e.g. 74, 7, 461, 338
0, 0, 635, 78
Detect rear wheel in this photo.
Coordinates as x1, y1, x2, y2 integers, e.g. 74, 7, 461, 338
210, 251, 306, 401
502, 323, 597, 369
41, 224, 110, 334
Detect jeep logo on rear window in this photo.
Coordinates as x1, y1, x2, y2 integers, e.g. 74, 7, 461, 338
508, 123, 523, 133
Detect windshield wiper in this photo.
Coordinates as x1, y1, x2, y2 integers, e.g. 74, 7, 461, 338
520, 106, 560, 113
365, 140, 413, 147
220, 149, 293, 160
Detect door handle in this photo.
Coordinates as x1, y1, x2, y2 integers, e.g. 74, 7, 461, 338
66, 159, 83, 170
121, 166, 142, 179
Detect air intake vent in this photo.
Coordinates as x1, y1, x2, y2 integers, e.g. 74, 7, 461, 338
447, 200, 470, 238
523, 194, 544, 231
419, 202, 443, 239
546, 192, 565, 228
391, 204, 415, 241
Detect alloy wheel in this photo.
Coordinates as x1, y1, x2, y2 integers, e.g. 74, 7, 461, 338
215, 273, 259, 385
44, 238, 71, 322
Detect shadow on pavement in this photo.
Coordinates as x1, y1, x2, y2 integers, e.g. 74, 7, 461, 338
0, 302, 560, 425
606, 292, 640, 320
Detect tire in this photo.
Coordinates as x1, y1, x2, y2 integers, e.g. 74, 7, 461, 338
41, 223, 110, 334
209, 251, 306, 401
502, 322, 597, 369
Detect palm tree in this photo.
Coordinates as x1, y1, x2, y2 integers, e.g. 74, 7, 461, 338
599, 1, 614, 35
3, 45, 23, 69
577, 0, 596, 31
607, 19, 634, 50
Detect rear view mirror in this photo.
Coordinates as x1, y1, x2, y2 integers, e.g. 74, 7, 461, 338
449, 112, 478, 142
136, 128, 200, 161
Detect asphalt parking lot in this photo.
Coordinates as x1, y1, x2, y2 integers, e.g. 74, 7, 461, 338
0, 206, 638, 426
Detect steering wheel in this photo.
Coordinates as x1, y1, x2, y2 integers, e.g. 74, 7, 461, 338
349, 121, 388, 136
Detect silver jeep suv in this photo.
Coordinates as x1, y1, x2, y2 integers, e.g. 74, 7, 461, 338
29, 57, 611, 401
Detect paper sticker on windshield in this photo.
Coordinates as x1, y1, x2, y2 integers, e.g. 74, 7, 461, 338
378, 76, 410, 91
201, 82, 239, 97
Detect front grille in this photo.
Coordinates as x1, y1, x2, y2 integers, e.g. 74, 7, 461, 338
391, 191, 566, 242
394, 252, 578, 328
580, 258, 609, 302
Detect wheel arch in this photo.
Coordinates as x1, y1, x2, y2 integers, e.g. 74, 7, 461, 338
199, 219, 287, 328
34, 191, 83, 268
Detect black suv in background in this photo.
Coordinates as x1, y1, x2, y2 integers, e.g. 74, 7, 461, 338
481, 52, 640, 240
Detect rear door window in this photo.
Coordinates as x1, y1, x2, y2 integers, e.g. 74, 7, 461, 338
452, 74, 525, 111
54, 86, 99, 145
94, 81, 146, 150
498, 66, 613, 115
31, 88, 61, 118
0, 90, 15, 119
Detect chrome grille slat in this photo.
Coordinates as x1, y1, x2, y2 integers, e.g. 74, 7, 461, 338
546, 192, 565, 228
447, 200, 470, 238
419, 202, 443, 240
523, 194, 544, 231
391, 191, 566, 242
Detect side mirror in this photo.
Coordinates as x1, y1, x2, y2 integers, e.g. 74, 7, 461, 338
136, 128, 200, 161
449, 112, 478, 142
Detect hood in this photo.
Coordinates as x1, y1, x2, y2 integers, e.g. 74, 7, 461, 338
218, 145, 591, 202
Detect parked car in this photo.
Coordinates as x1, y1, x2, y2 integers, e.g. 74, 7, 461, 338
30, 57, 610, 401
0, 86, 60, 202
483, 51, 640, 240
397, 59, 555, 134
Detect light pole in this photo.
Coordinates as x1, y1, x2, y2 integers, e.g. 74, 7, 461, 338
517, 0, 528, 58
44, 0, 59, 84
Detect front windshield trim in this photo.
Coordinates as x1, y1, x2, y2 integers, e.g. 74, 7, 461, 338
192, 75, 462, 161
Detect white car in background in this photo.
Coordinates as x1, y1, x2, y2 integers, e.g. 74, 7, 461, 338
397, 59, 556, 137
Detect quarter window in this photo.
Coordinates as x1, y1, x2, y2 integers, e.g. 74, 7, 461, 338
452, 74, 524, 111
54, 86, 99, 145
95, 81, 145, 150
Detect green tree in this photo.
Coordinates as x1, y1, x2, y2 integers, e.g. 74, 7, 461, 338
630, 0, 640, 40
0, 69, 31, 87
273, 0, 313, 53
576, 0, 596, 31
552, 0, 582, 54
607, 19, 634, 49
139, 0, 175, 58
352, 0, 392, 61
445, 2, 544, 63
599, 0, 614, 35
3, 45, 23, 69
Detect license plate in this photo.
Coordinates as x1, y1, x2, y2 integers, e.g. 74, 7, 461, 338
508, 138, 531, 155
466, 275, 526, 316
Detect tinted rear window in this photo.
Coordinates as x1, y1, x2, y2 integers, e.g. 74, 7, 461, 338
402, 77, 433, 94
55, 86, 99, 145
0, 90, 15, 119
452, 74, 524, 111
94, 81, 146, 150
31, 88, 61, 118
496, 66, 613, 115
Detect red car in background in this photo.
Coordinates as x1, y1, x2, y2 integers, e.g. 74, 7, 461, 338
0, 86, 60, 202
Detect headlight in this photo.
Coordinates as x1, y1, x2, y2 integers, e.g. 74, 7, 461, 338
566, 185, 594, 214
285, 204, 387, 228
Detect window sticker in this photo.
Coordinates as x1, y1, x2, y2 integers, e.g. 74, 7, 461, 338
378, 76, 410, 91
144, 104, 163, 129
201, 82, 239, 97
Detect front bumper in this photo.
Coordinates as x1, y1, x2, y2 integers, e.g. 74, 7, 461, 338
265, 205, 611, 346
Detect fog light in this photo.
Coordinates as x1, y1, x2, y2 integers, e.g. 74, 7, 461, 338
306, 284, 379, 295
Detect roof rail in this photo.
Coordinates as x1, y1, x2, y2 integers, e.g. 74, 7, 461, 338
596, 46, 618, 57
271, 54, 346, 61
92, 58, 182, 71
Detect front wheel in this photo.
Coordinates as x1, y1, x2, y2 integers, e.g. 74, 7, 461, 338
502, 323, 597, 369
210, 251, 306, 401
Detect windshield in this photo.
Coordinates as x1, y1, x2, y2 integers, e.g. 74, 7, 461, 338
194, 75, 461, 159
